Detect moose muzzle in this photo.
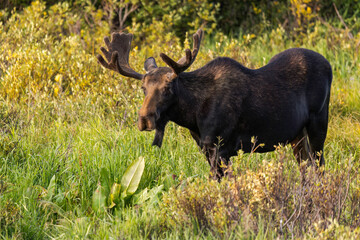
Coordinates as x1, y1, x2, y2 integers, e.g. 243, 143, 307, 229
138, 94, 160, 131
138, 113, 157, 131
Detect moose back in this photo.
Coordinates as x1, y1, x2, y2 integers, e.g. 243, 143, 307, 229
97, 29, 332, 180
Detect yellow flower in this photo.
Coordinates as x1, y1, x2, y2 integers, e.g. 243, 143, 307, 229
306, 6, 312, 14
55, 74, 62, 82
54, 86, 59, 96
253, 6, 262, 14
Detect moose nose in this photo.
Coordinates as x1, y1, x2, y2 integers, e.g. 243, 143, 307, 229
138, 115, 156, 131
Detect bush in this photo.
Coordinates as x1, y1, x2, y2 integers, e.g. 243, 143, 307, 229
160, 147, 360, 238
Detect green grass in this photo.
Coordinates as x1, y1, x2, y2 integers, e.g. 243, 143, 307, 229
1, 130, 192, 238
0, 102, 212, 238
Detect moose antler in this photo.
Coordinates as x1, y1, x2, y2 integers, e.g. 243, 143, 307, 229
160, 29, 203, 75
97, 32, 144, 80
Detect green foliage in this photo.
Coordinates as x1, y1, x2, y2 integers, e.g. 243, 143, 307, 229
307, 219, 360, 239
92, 183, 108, 212
92, 156, 153, 213
216, 0, 360, 38
120, 156, 145, 197
215, 0, 289, 35
2, 0, 360, 39
0, 1, 110, 103
130, 0, 219, 45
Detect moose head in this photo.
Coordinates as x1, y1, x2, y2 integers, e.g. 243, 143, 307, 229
97, 29, 203, 148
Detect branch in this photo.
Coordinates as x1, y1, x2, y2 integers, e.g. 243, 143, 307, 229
333, 3, 354, 39
118, 3, 138, 31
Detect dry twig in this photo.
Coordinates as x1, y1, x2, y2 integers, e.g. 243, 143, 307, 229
333, 3, 354, 39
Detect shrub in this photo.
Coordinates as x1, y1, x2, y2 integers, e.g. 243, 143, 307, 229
160, 147, 360, 238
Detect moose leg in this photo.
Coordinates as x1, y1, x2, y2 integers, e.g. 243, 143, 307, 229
206, 145, 221, 180
202, 143, 229, 181
197, 133, 232, 180
189, 130, 214, 170
306, 109, 329, 168
207, 148, 232, 181
291, 129, 314, 185
189, 130, 201, 147
291, 128, 311, 164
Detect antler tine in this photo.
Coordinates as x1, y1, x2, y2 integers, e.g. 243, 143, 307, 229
160, 29, 204, 75
97, 32, 144, 80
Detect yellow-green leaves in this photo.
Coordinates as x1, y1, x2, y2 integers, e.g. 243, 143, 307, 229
108, 183, 121, 209
120, 156, 145, 198
92, 184, 107, 213
92, 156, 145, 212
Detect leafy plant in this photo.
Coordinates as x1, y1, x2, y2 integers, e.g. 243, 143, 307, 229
92, 156, 162, 212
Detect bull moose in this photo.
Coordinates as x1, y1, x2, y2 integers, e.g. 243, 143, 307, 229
97, 29, 332, 180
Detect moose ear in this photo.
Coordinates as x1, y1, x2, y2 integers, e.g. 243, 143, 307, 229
144, 57, 158, 72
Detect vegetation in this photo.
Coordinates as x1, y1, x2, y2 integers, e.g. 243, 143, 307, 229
0, 0, 359, 239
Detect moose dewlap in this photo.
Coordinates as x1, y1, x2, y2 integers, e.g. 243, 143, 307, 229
97, 29, 332, 180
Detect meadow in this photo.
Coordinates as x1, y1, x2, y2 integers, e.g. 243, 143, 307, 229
1, 1, 360, 239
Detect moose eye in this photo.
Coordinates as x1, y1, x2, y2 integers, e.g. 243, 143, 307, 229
141, 87, 147, 95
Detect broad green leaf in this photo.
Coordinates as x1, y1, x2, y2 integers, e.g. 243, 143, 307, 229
146, 185, 163, 202
92, 184, 107, 212
133, 185, 164, 205
121, 156, 145, 197
108, 182, 121, 208
132, 188, 148, 205
46, 175, 56, 200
